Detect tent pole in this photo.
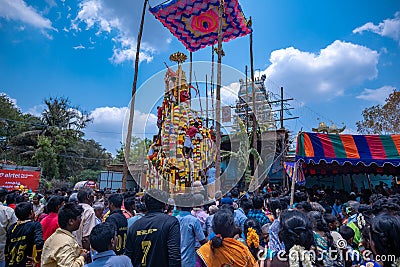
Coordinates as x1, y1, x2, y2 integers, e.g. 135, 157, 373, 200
290, 161, 297, 207
366, 173, 373, 192
123, 0, 148, 192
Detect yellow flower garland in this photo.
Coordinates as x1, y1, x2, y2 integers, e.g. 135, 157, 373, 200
246, 227, 260, 248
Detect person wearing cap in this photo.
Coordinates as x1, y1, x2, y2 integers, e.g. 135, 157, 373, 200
0, 188, 17, 267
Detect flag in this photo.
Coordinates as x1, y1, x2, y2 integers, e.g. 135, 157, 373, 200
284, 161, 306, 186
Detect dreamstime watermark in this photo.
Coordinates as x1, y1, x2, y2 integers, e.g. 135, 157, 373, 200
257, 239, 398, 264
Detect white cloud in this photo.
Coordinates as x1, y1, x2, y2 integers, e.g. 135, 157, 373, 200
84, 106, 157, 154
70, 0, 171, 65
353, 12, 400, 44
73, 44, 85, 50
262, 40, 379, 103
0, 0, 54, 34
27, 104, 46, 117
356, 85, 395, 104
221, 82, 240, 105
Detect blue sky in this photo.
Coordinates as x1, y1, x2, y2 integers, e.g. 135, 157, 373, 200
1, 0, 399, 155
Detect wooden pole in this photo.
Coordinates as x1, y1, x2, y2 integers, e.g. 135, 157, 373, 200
245, 65, 249, 131
249, 17, 258, 183
215, 0, 224, 193
122, 0, 148, 192
211, 46, 215, 126
189, 52, 193, 100
206, 75, 208, 127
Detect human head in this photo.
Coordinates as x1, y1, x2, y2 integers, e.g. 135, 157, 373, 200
346, 200, 360, 215
58, 203, 84, 231
0, 187, 8, 202
278, 210, 314, 252
6, 193, 16, 205
239, 198, 253, 214
308, 211, 328, 232
219, 197, 233, 207
123, 197, 136, 214
15, 202, 33, 220
261, 223, 271, 244
211, 209, 235, 249
93, 202, 105, 219
339, 225, 354, 243
108, 193, 123, 211
310, 202, 326, 213
296, 201, 312, 213
77, 188, 94, 205
268, 198, 282, 218
143, 189, 168, 211
32, 194, 41, 205
47, 195, 64, 213
90, 222, 116, 252
209, 205, 218, 215
324, 213, 340, 231
252, 196, 264, 210
68, 192, 78, 204
370, 214, 400, 263
244, 218, 262, 258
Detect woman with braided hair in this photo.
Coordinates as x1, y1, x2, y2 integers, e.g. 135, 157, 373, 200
361, 213, 400, 267
307, 211, 342, 267
270, 210, 314, 267
244, 218, 265, 266
196, 209, 258, 267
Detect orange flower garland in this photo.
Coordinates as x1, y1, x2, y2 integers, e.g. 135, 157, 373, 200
246, 227, 259, 248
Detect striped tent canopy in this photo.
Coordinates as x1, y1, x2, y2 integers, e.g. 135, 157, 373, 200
149, 0, 251, 52
296, 132, 400, 176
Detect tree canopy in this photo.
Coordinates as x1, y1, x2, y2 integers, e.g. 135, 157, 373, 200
0, 95, 112, 186
356, 90, 400, 134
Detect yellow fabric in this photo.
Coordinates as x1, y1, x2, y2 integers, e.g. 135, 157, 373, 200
197, 237, 259, 267
41, 228, 85, 267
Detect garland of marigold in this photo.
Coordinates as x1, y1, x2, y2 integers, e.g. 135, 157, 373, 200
246, 227, 259, 248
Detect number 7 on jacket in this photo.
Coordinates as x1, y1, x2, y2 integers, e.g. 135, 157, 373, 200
141, 240, 151, 266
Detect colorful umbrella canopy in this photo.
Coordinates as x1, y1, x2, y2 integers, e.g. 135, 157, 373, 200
150, 0, 251, 52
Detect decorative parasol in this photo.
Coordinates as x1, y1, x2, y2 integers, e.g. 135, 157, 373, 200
150, 0, 252, 52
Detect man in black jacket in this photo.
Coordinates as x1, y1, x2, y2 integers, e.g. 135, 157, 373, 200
5, 202, 43, 267
125, 189, 181, 267
105, 193, 128, 255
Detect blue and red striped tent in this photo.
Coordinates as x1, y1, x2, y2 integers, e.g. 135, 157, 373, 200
295, 132, 400, 176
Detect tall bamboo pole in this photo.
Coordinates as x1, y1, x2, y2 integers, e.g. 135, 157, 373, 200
215, 0, 224, 193
206, 75, 208, 127
249, 17, 258, 183
122, 0, 148, 192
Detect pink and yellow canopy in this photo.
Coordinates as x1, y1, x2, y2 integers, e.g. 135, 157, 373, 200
150, 0, 251, 52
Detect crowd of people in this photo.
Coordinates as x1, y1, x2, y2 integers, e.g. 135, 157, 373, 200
0, 182, 399, 267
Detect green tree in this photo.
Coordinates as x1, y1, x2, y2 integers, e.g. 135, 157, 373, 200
0, 94, 43, 163
356, 90, 400, 134
34, 135, 59, 179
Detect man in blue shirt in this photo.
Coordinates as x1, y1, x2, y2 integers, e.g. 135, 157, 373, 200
234, 198, 251, 232
176, 194, 206, 267
84, 222, 132, 267
247, 196, 270, 227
